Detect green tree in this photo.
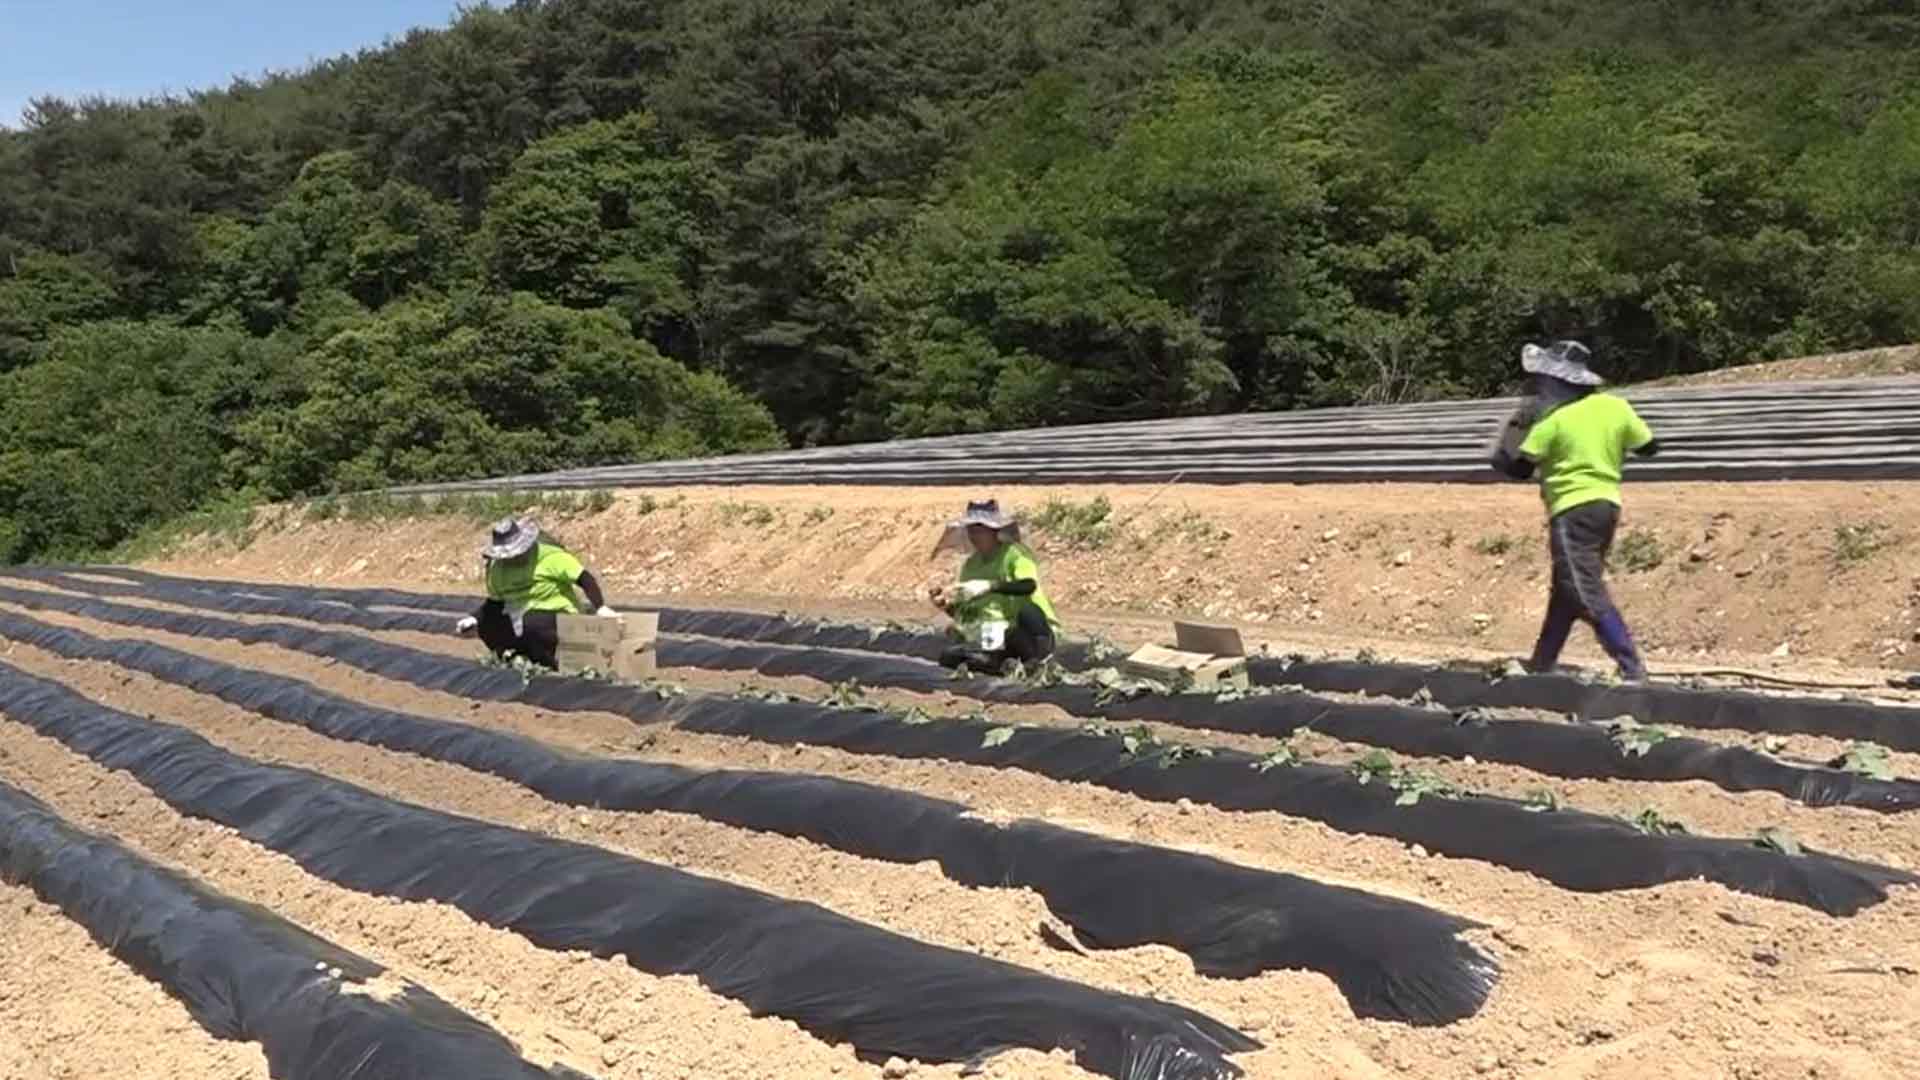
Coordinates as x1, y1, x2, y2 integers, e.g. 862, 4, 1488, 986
237, 292, 782, 496
0, 322, 292, 561
1410, 62, 1792, 382
480, 114, 700, 344
0, 252, 119, 368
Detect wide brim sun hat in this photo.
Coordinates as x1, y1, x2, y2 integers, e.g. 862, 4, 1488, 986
954, 499, 1017, 531
1521, 340, 1605, 387
483, 517, 540, 560
932, 499, 1020, 555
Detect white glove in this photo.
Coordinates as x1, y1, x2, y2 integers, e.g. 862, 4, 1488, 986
454, 616, 479, 636
595, 606, 620, 618
956, 580, 993, 600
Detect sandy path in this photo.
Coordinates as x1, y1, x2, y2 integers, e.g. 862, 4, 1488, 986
7, 606, 1920, 1078
0, 881, 272, 1080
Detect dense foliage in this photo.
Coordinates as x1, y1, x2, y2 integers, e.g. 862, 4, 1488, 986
4, 0, 1920, 559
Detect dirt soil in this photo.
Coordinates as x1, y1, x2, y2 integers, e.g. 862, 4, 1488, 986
0, 652, 1083, 1080
1653, 344, 1920, 387
6, 597, 1920, 1080
147, 479, 1920, 676
0, 881, 273, 1080
29, 589, 1918, 875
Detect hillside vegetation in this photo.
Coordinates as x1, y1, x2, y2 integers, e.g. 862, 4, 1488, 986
5, 0, 1920, 561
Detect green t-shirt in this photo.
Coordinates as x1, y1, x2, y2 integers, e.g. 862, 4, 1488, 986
956, 542, 1060, 630
1518, 393, 1655, 518
485, 542, 587, 613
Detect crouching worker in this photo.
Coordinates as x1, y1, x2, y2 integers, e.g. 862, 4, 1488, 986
1489, 341, 1660, 682
932, 500, 1061, 674
454, 517, 617, 668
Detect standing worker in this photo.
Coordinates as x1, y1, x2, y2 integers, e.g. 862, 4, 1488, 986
455, 517, 618, 668
1489, 341, 1661, 682
932, 500, 1062, 673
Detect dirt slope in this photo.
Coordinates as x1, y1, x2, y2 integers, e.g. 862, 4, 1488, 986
151, 480, 1920, 672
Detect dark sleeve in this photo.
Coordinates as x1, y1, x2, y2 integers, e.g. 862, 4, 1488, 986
475, 598, 504, 619
1633, 439, 1662, 459
1489, 447, 1536, 480
576, 570, 607, 610
992, 579, 1038, 597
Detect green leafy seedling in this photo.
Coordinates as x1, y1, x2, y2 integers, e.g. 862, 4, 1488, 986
1833, 742, 1894, 782
1351, 749, 1396, 785
827, 680, 867, 708
1755, 827, 1803, 856
1158, 744, 1215, 769
1389, 770, 1457, 807
981, 727, 1016, 749
1119, 724, 1160, 757
1523, 788, 1561, 813
1254, 742, 1301, 773
900, 707, 936, 726
1607, 717, 1672, 758
1633, 807, 1687, 836
1453, 707, 1494, 728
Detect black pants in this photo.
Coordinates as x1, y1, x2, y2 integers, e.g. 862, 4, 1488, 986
1530, 501, 1645, 679
940, 604, 1056, 674
476, 602, 561, 669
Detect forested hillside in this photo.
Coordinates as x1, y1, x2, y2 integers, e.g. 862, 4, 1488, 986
4, 0, 1920, 561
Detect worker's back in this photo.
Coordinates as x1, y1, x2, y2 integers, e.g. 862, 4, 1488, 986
1519, 393, 1655, 517
486, 542, 587, 612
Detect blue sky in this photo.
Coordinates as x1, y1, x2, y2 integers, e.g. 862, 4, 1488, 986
0, 0, 468, 129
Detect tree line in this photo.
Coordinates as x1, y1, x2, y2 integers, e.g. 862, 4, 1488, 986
4, 0, 1919, 561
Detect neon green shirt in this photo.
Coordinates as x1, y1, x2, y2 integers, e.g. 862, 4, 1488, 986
955, 542, 1060, 630
1518, 393, 1655, 518
485, 542, 588, 613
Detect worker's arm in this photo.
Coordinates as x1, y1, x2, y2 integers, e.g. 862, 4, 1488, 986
576, 570, 608, 611
1489, 448, 1536, 480
995, 549, 1044, 597
1625, 405, 1658, 458
1488, 400, 1540, 480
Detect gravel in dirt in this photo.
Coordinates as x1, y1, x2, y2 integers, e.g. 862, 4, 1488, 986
8, 607, 1920, 1078
0, 881, 272, 1080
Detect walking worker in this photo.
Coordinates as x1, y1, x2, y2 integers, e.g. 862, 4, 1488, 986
1489, 341, 1661, 681
932, 499, 1061, 673
454, 517, 618, 668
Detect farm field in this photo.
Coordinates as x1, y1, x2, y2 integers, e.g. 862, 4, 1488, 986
5, 540, 1920, 1079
